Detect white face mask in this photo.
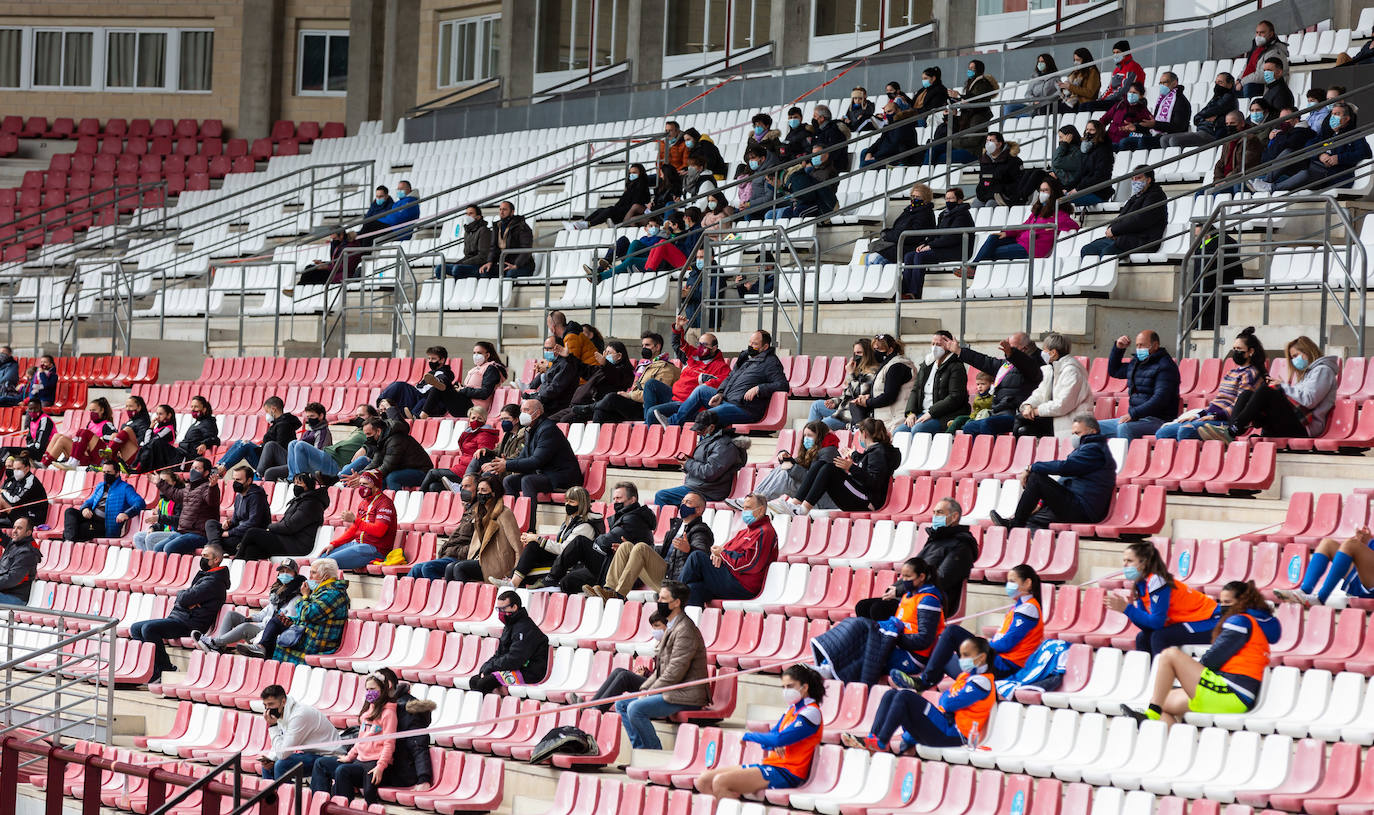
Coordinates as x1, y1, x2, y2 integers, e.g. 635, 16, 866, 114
472, 353, 485, 366
930, 345, 947, 360
1037, 191, 1050, 204
459, 214, 474, 227
649, 628, 665, 642
519, 411, 533, 426
1255, 34, 1267, 46
782, 687, 802, 705
264, 410, 274, 422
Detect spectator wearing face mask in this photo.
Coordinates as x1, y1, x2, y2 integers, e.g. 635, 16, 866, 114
866, 183, 936, 269
437, 204, 492, 279
1, 402, 54, 462
936, 332, 1043, 437
973, 133, 1024, 207
375, 180, 420, 242
991, 416, 1115, 530
681, 154, 718, 200
408, 474, 479, 579
1080, 166, 1167, 257
135, 458, 221, 555
914, 498, 979, 604
274, 558, 351, 664
1006, 53, 1059, 118
416, 407, 498, 493
587, 332, 679, 423
655, 410, 750, 509
812, 556, 945, 685
467, 404, 525, 477
469, 591, 549, 694
1164, 72, 1241, 146
206, 466, 269, 555
521, 337, 580, 418
897, 332, 969, 435
683, 128, 727, 178
327, 471, 396, 570
947, 60, 1000, 159
478, 200, 535, 279
177, 396, 221, 462
1209, 111, 1263, 194
277, 404, 376, 482
1100, 82, 1151, 148
1089, 41, 1145, 112
42, 397, 115, 469
544, 481, 655, 594
567, 164, 653, 231
900, 190, 976, 299
441, 474, 521, 584
778, 106, 813, 162
378, 346, 454, 418
750, 421, 842, 511
594, 496, 713, 601
612, 581, 709, 749
654, 330, 788, 427
490, 485, 599, 589
236, 472, 331, 560
216, 396, 301, 474
131, 543, 230, 684
251, 401, 328, 479
197, 560, 306, 657
1016, 332, 1094, 438
1098, 330, 1182, 440
550, 341, 637, 423
961, 178, 1078, 277
420, 341, 506, 419
860, 101, 917, 168
0, 356, 56, 407
345, 418, 432, 491
1254, 102, 1372, 193
0, 455, 45, 529
1065, 122, 1114, 206
1239, 20, 1289, 96
1131, 72, 1192, 149
679, 493, 778, 606
772, 418, 901, 516
358, 186, 394, 246
486, 398, 582, 498
807, 339, 880, 430
844, 87, 877, 134
62, 461, 146, 542
1057, 48, 1101, 112
1259, 57, 1295, 114
1204, 335, 1338, 443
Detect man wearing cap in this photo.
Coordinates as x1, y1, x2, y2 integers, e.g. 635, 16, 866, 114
325, 472, 396, 570
1089, 41, 1146, 111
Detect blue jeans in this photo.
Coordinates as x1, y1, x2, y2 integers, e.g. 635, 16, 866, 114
330, 542, 382, 570
642, 379, 677, 424
960, 413, 1016, 436
155, 532, 207, 555
896, 418, 944, 435
339, 456, 370, 477
1155, 419, 1223, 441
615, 693, 694, 750
288, 441, 342, 479
1080, 237, 1120, 257
1073, 191, 1107, 206
1098, 417, 1166, 440
264, 753, 323, 781
385, 468, 426, 490
408, 558, 456, 579
971, 235, 1029, 264
654, 485, 691, 509
134, 530, 175, 551
665, 386, 757, 426
218, 440, 261, 470
0, 591, 25, 606
807, 399, 845, 430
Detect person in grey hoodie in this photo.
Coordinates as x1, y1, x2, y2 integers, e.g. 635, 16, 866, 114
1205, 335, 1338, 442
654, 410, 750, 508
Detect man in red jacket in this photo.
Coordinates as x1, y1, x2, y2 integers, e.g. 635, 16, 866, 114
678, 493, 778, 605
645, 317, 733, 425
327, 471, 395, 570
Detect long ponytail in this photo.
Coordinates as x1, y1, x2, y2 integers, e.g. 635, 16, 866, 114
1213, 580, 1270, 641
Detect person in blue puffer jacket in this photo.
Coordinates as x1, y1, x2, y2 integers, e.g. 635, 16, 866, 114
61, 460, 147, 541
1100, 330, 1182, 440
1258, 102, 1373, 192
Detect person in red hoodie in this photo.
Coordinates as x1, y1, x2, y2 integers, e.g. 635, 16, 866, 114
1090, 40, 1145, 112
417, 405, 500, 492
678, 492, 778, 605
645, 317, 732, 425
327, 471, 396, 570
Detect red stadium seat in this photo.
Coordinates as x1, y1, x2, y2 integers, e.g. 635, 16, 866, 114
250, 138, 273, 161
20, 117, 47, 138
49, 117, 75, 139
151, 118, 175, 138
270, 120, 296, 142
296, 121, 321, 142
322, 121, 346, 138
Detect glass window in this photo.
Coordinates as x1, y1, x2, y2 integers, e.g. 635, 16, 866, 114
0, 29, 18, 87
438, 15, 500, 87
178, 31, 213, 91
536, 0, 590, 72
814, 1, 882, 35
106, 31, 166, 88
669, 0, 769, 55
298, 30, 347, 95
665, 0, 707, 56
731, 0, 771, 49
594, 0, 627, 66
33, 30, 92, 88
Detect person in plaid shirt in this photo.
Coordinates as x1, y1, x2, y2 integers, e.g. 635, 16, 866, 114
273, 558, 351, 665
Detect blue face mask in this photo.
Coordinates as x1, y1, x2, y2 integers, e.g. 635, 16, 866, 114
1126, 92, 1141, 104
1291, 355, 1308, 371
679, 504, 696, 518
810, 155, 823, 167
1157, 84, 1169, 98
685, 139, 695, 148
930, 514, 946, 529
694, 258, 705, 270
741, 510, 756, 526
1004, 581, 1019, 597
543, 350, 555, 361
306, 579, 319, 591
1250, 111, 1264, 124
958, 656, 977, 674
1263, 70, 1275, 84
645, 225, 660, 237
921, 78, 931, 88
966, 69, 976, 78
753, 125, 765, 138
1113, 53, 1124, 64
277, 573, 292, 585
1130, 179, 1146, 196
855, 437, 867, 450
628, 172, 639, 181
1330, 114, 1343, 130
1135, 348, 1149, 361
748, 159, 760, 171
801, 436, 815, 450
789, 118, 802, 129
1123, 565, 1141, 582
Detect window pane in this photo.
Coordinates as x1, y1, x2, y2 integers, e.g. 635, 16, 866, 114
325, 34, 348, 91
179, 31, 213, 90
488, 18, 500, 79
300, 33, 325, 91
813, 2, 844, 35
136, 32, 166, 87
665, 0, 706, 56
106, 31, 135, 87
594, 0, 615, 65
857, 0, 880, 31
34, 32, 61, 85
63, 31, 92, 86
535, 0, 564, 71
753, 0, 771, 45
438, 22, 453, 87
459, 23, 475, 82
569, 0, 589, 69
889, 0, 920, 27
0, 29, 19, 87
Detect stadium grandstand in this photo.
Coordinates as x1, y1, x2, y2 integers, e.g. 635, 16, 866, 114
6, 0, 1374, 814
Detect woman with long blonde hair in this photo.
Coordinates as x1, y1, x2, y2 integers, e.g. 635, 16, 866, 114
1205, 334, 1338, 442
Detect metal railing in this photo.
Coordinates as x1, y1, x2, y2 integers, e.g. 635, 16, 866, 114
320, 243, 422, 357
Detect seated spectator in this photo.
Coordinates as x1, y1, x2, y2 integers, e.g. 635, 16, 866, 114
596, 493, 712, 600
807, 339, 879, 429
1305, 87, 1338, 131
103, 396, 152, 469
571, 610, 668, 705
341, 418, 431, 490
239, 471, 330, 560
947, 372, 995, 434
696, 665, 825, 797
441, 474, 521, 584
1280, 525, 1374, 607
1, 402, 53, 463
290, 228, 362, 291
1255, 102, 1372, 192
135, 459, 221, 555
407, 474, 477, 579
778, 106, 813, 161
1256, 106, 1309, 169
809, 104, 850, 172
272, 558, 351, 664
545, 481, 655, 593
196, 559, 305, 656
1132, 71, 1192, 149
1205, 335, 1338, 442
1239, 20, 1288, 95
467, 404, 525, 477
206, 466, 269, 555
700, 191, 734, 229
1080, 166, 1167, 257
1065, 121, 1114, 206
751, 421, 841, 509
1016, 332, 1093, 438
915, 497, 978, 604
478, 200, 535, 278
0, 347, 15, 395
1006, 53, 1059, 118
423, 342, 507, 420
1043, 125, 1084, 192
215, 396, 300, 474
764, 146, 838, 220
1107, 541, 1219, 655
972, 132, 1024, 207
358, 186, 394, 245
897, 331, 969, 435
937, 332, 1042, 436
910, 68, 950, 129
417, 406, 497, 493
177, 395, 221, 462
684, 128, 727, 178
649, 162, 683, 212
844, 87, 877, 134
843, 635, 995, 752
856, 334, 916, 427
384, 673, 436, 792
1088, 41, 1145, 112
1122, 580, 1279, 724
252, 400, 331, 480
654, 330, 787, 427
963, 177, 1079, 275
588, 332, 679, 423
487, 398, 581, 498
310, 671, 398, 803
1157, 327, 1265, 440
326, 472, 396, 570
1164, 71, 1240, 147
1209, 111, 1263, 194
655, 410, 749, 508
682, 152, 718, 199
42, 397, 114, 469
865, 183, 936, 269
947, 60, 1000, 160
0, 454, 45, 529
1100, 82, 1151, 148
739, 145, 780, 215
375, 182, 422, 238
437, 204, 492, 279
0, 356, 56, 407
469, 590, 549, 693
860, 101, 917, 167
490, 485, 596, 588
772, 418, 900, 515
609, 581, 710, 749
657, 120, 690, 172
521, 337, 580, 417
680, 493, 777, 605
127, 404, 179, 473
378, 346, 456, 418
1260, 57, 1295, 113
1057, 48, 1101, 112
549, 341, 635, 422
1099, 330, 1182, 439
901, 188, 976, 299
276, 404, 376, 481
62, 460, 146, 542
569, 163, 654, 231
256, 683, 338, 781
990, 415, 1114, 530
653, 321, 731, 424
899, 564, 1044, 691
0, 518, 39, 606
812, 556, 944, 684
131, 542, 229, 684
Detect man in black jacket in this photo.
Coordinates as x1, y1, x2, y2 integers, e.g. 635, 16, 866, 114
469, 591, 549, 693
916, 498, 978, 608
595, 491, 714, 600
216, 396, 301, 474
130, 542, 230, 683
524, 336, 580, 416
991, 415, 1116, 530
937, 331, 1043, 436
0, 453, 46, 529
207, 467, 270, 555
236, 473, 330, 559
546, 482, 656, 593
1081, 166, 1168, 257
901, 188, 976, 298
492, 398, 582, 498
0, 518, 40, 605
658, 330, 789, 427
479, 200, 535, 278
358, 419, 433, 490
899, 331, 970, 434
1135, 72, 1192, 149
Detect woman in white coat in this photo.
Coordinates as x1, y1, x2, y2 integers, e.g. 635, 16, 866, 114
1014, 332, 1093, 437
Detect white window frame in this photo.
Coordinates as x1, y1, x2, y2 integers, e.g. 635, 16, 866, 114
0, 25, 212, 93
437, 14, 500, 88
296, 29, 349, 96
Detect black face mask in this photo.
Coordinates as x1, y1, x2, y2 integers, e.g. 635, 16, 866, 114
232, 481, 247, 494
459, 489, 475, 505
564, 504, 579, 516
103, 473, 118, 486
613, 501, 626, 513
1231, 349, 1248, 365
641, 347, 653, 359
656, 601, 672, 617
428, 361, 443, 371
893, 579, 915, 597
199, 557, 212, 571
474, 493, 491, 504
293, 485, 306, 497
500, 419, 514, 433
1215, 83, 1231, 96
307, 417, 324, 429
187, 469, 204, 484
348, 417, 366, 427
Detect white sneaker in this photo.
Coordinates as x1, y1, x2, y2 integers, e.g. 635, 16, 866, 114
767, 498, 793, 515
1274, 588, 1317, 607
441, 476, 461, 493
572, 220, 589, 230
50, 458, 74, 471
1249, 179, 1274, 193
487, 576, 513, 588
790, 502, 808, 516
722, 498, 747, 510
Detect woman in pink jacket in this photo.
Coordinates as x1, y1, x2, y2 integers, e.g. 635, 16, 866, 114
311, 671, 398, 802
961, 178, 1079, 278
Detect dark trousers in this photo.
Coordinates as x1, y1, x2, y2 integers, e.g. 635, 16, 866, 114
870, 689, 964, 748
62, 508, 103, 542
444, 559, 485, 582
310, 756, 379, 803
420, 388, 473, 419
545, 536, 608, 593
1080, 237, 1121, 257
1010, 470, 1089, 529
504, 471, 577, 498
1135, 621, 1214, 656
589, 667, 646, 711
297, 264, 335, 286
678, 549, 753, 606
470, 673, 501, 693
1012, 415, 1056, 438
259, 440, 288, 474
379, 381, 425, 412
856, 596, 900, 620
592, 393, 644, 423
420, 468, 460, 493
130, 618, 193, 676
236, 528, 314, 560
513, 543, 556, 581
797, 462, 873, 511
258, 615, 288, 656
901, 248, 962, 298
917, 623, 1021, 687
1230, 386, 1308, 438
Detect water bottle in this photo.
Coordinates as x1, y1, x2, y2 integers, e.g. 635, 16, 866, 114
965, 721, 981, 751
